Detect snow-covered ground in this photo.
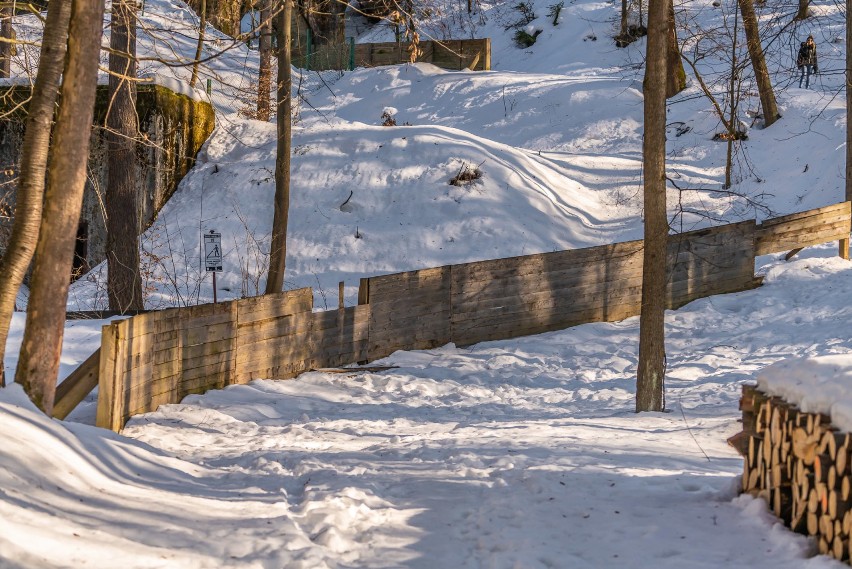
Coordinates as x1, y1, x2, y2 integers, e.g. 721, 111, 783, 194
3, 0, 852, 564
3, 247, 852, 568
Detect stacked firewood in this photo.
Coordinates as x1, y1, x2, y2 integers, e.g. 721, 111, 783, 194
732, 384, 852, 562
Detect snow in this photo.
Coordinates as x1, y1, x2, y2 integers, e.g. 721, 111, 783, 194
758, 356, 852, 433
3, 0, 852, 565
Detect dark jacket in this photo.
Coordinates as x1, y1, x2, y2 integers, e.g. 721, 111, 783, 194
797, 42, 818, 68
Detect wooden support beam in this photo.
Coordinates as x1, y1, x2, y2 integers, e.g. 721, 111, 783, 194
53, 348, 101, 420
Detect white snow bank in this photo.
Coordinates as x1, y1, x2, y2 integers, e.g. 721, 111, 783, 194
757, 355, 852, 432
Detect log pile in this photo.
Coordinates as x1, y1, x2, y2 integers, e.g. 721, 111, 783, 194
733, 384, 852, 562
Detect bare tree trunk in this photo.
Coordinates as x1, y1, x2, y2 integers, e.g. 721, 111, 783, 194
107, 0, 143, 312
257, 0, 272, 121
725, 5, 739, 189
620, 0, 628, 37
0, 4, 11, 78
265, 0, 292, 294
795, 0, 808, 20
189, 0, 206, 88
739, 0, 778, 127
636, 0, 668, 413
0, 0, 72, 388
15, 0, 105, 413
847, 0, 852, 207
665, 0, 685, 98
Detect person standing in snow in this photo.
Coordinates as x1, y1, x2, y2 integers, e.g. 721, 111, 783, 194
797, 35, 818, 89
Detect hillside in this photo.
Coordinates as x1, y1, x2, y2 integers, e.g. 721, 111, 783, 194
56, 0, 848, 309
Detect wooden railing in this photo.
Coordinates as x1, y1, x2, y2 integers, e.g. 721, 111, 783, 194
65, 202, 850, 431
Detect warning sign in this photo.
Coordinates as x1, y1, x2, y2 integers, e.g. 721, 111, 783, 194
203, 230, 223, 272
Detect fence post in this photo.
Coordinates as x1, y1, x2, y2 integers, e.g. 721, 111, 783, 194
306, 28, 312, 70
206, 78, 212, 95
841, 238, 850, 260
349, 37, 355, 70
95, 322, 121, 431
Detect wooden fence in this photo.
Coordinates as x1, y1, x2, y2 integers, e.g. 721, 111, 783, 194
295, 38, 491, 72
78, 202, 850, 431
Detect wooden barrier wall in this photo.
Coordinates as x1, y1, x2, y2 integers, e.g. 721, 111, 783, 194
363, 221, 758, 357
93, 202, 850, 431
96, 289, 370, 431
300, 38, 491, 71
756, 201, 851, 256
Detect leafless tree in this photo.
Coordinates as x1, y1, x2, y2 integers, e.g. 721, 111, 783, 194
0, 0, 72, 388
739, 0, 779, 127
0, 4, 11, 78
265, 0, 293, 293
106, 0, 144, 311
636, 0, 668, 413
16, 0, 106, 413
257, 0, 273, 121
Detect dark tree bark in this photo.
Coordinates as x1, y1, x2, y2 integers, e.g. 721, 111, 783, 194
739, 0, 778, 127
0, 4, 11, 78
620, 0, 628, 38
300, 0, 344, 48
16, 0, 106, 413
665, 0, 686, 98
106, 0, 143, 312
189, 0, 206, 88
257, 0, 272, 121
725, 5, 739, 189
847, 0, 852, 234
265, 0, 293, 294
0, 0, 72, 388
636, 0, 668, 413
795, 0, 808, 20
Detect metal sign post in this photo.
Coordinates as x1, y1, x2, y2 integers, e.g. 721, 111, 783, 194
203, 230, 223, 303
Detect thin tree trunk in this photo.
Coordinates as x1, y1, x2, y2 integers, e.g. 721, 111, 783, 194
795, 0, 808, 20
725, 6, 739, 189
189, 0, 206, 88
265, 0, 292, 294
620, 0, 628, 37
15, 0, 106, 413
847, 0, 852, 207
257, 0, 272, 121
0, 0, 72, 388
636, 0, 668, 413
739, 0, 778, 127
0, 4, 11, 78
665, 0, 685, 98
107, 0, 143, 312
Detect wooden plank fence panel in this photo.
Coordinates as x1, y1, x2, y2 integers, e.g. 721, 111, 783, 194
756, 202, 851, 256
367, 267, 451, 360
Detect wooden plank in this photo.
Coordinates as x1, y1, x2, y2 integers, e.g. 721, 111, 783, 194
451, 254, 645, 301
759, 202, 850, 229
758, 210, 850, 236
236, 288, 312, 324
182, 321, 235, 347
453, 302, 642, 346
451, 240, 644, 284
235, 360, 311, 382
235, 337, 313, 367
53, 348, 101, 420
96, 323, 121, 431
757, 224, 852, 256
756, 217, 851, 245
368, 266, 452, 297
236, 313, 312, 345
